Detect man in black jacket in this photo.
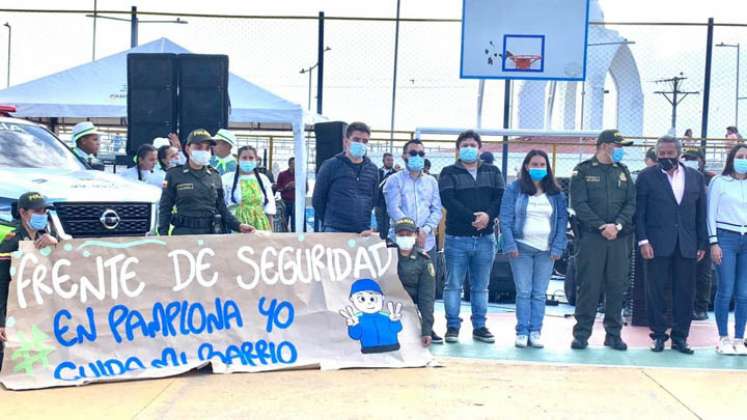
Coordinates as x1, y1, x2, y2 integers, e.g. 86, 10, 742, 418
313, 121, 378, 234
636, 136, 707, 354
376, 153, 398, 239
438, 130, 504, 343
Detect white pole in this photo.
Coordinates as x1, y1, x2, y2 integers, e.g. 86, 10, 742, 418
293, 117, 306, 237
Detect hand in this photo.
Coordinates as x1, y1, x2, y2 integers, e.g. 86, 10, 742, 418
287, 181, 295, 189
697, 250, 706, 262
360, 229, 376, 238
416, 230, 427, 248
711, 244, 723, 265
239, 224, 256, 233
0, 327, 6, 342
600, 224, 618, 240
509, 250, 519, 258
338, 306, 360, 326
640, 243, 655, 260
167, 132, 181, 148
386, 301, 403, 321
421, 335, 432, 347
34, 234, 58, 249
472, 212, 490, 230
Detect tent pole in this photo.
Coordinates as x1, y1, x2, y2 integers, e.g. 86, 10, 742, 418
293, 118, 306, 237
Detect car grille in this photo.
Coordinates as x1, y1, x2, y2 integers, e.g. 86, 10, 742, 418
54, 202, 152, 237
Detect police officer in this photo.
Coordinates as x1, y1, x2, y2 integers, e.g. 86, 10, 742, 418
159, 129, 255, 236
569, 129, 636, 351
0, 192, 58, 363
394, 217, 442, 346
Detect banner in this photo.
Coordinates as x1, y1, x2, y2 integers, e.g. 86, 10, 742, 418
0, 233, 432, 390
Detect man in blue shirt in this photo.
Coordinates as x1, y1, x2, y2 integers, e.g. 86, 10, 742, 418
383, 139, 442, 255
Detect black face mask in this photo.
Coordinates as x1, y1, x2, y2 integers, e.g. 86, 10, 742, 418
659, 157, 678, 171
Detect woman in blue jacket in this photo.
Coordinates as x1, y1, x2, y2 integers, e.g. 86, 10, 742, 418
500, 150, 568, 349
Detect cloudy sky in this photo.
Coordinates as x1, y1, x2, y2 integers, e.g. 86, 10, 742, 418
1, 0, 745, 136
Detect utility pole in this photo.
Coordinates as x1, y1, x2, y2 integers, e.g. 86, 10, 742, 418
654, 74, 699, 136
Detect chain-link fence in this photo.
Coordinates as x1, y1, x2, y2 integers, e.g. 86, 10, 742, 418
1, 9, 746, 177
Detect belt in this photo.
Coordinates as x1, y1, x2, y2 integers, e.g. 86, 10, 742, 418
172, 214, 216, 229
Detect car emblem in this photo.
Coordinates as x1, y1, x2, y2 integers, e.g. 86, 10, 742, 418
99, 209, 121, 230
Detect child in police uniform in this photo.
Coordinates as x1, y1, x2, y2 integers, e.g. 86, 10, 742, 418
394, 217, 442, 346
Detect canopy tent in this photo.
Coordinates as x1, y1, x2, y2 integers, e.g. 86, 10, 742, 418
0, 37, 310, 233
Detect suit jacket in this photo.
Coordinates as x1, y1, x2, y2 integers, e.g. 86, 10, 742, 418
635, 164, 707, 259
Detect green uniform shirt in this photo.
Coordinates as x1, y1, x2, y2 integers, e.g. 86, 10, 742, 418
569, 156, 636, 235
158, 164, 241, 235
397, 248, 436, 336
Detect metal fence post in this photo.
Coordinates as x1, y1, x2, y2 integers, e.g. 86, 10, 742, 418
501, 80, 511, 182
130, 6, 138, 48
700, 17, 715, 149
316, 11, 325, 115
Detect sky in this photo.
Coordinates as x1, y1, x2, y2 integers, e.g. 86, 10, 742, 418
1, 0, 746, 137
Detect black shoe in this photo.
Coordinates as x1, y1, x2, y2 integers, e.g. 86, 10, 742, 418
604, 335, 628, 351
571, 338, 588, 350
445, 328, 460, 343
472, 327, 496, 343
692, 311, 709, 321
672, 339, 695, 355
651, 338, 666, 353
431, 332, 444, 345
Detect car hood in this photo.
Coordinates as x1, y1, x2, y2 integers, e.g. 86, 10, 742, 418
0, 168, 161, 203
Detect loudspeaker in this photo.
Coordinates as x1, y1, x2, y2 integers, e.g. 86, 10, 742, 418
314, 121, 347, 172
127, 53, 178, 158
177, 54, 229, 142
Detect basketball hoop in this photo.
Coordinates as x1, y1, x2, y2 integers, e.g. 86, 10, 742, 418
508, 55, 542, 70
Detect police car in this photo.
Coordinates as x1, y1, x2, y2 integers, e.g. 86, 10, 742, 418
0, 109, 161, 239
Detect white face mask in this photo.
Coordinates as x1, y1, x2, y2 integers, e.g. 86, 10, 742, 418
682, 160, 699, 170
395, 235, 416, 250
190, 150, 211, 166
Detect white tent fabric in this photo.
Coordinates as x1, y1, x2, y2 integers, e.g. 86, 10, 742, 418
0, 37, 309, 233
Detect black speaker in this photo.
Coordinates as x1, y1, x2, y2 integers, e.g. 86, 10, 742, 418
314, 121, 347, 172
127, 53, 178, 159
177, 54, 229, 141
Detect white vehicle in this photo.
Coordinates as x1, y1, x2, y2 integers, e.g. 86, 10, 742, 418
0, 114, 161, 239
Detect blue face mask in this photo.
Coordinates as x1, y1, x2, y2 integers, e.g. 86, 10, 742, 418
611, 148, 625, 163
406, 155, 425, 172
168, 158, 180, 168
459, 146, 479, 163
735, 158, 747, 174
349, 142, 367, 159
240, 160, 257, 173
190, 150, 211, 166
29, 212, 48, 231
528, 167, 548, 181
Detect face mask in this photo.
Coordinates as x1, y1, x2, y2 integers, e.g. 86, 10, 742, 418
240, 160, 257, 173
406, 155, 425, 172
659, 157, 678, 171
168, 158, 180, 168
28, 213, 48, 231
735, 158, 747, 174
459, 146, 479, 163
395, 235, 416, 250
682, 160, 699, 170
528, 167, 547, 181
349, 142, 367, 159
611, 148, 625, 163
190, 150, 211, 166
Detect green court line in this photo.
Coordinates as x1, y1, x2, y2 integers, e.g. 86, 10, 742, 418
76, 239, 167, 251
431, 340, 747, 371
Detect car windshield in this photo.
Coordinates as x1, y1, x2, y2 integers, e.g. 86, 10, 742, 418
0, 121, 85, 170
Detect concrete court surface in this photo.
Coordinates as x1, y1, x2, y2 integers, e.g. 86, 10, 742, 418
1, 357, 745, 420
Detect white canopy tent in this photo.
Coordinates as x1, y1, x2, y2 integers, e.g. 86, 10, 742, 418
0, 37, 310, 233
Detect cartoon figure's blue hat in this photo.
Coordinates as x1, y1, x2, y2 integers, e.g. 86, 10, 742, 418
349, 278, 383, 297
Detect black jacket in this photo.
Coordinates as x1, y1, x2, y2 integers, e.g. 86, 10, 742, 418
312, 153, 379, 232
635, 164, 707, 259
438, 161, 505, 237
0, 224, 49, 327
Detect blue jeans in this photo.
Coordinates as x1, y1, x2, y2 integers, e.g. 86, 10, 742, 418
508, 242, 554, 336
443, 234, 496, 330
715, 229, 747, 338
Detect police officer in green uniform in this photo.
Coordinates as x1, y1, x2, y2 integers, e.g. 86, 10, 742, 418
0, 192, 59, 364
569, 129, 636, 351
159, 129, 256, 236
394, 217, 442, 346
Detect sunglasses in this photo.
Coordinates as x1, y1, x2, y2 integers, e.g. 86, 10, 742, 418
407, 151, 426, 157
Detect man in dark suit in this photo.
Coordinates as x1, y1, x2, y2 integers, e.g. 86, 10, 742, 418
635, 136, 707, 354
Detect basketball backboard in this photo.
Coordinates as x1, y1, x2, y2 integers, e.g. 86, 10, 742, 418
460, 0, 590, 81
